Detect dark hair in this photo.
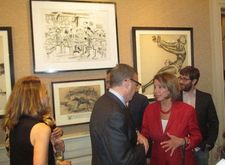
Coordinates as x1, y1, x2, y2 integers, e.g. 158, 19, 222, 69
153, 72, 180, 100
110, 64, 137, 87
179, 66, 200, 85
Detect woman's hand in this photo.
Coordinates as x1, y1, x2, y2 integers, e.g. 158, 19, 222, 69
54, 138, 65, 153
160, 132, 185, 156
56, 160, 72, 165
52, 127, 63, 139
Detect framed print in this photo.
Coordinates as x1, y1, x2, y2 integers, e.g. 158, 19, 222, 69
30, 0, 119, 73
0, 27, 14, 116
52, 79, 105, 126
132, 27, 193, 100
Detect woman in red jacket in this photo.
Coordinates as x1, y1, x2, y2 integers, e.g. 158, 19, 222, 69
141, 72, 202, 165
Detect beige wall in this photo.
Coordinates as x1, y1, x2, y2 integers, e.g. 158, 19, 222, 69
0, 0, 215, 144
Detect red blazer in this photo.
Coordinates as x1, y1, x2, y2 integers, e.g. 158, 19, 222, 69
141, 101, 202, 165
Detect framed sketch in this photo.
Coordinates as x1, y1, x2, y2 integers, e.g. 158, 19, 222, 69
52, 79, 105, 126
0, 27, 14, 116
30, 0, 119, 73
132, 27, 194, 100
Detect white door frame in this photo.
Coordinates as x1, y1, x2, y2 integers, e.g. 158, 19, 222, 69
209, 0, 225, 144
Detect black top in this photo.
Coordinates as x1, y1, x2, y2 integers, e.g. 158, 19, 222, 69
10, 115, 55, 165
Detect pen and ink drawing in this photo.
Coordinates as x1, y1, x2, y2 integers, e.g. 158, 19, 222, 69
0, 27, 14, 116
31, 1, 118, 72
142, 35, 187, 92
59, 85, 100, 114
44, 12, 107, 62
132, 27, 193, 99
0, 63, 6, 95
0, 63, 7, 111
52, 79, 105, 125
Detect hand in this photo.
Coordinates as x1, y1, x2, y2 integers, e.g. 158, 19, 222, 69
54, 138, 65, 153
160, 132, 185, 156
56, 160, 72, 165
200, 143, 212, 151
137, 132, 149, 154
52, 127, 63, 139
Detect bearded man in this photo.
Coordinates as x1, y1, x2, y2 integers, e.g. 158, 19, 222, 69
178, 66, 219, 165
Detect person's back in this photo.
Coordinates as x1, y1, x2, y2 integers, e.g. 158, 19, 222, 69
10, 115, 55, 165
90, 92, 136, 164
90, 64, 149, 165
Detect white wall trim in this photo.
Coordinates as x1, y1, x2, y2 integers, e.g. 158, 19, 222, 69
63, 132, 91, 165
0, 146, 9, 165
209, 0, 225, 164
209, 0, 225, 145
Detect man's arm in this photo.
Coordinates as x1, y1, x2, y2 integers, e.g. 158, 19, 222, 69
205, 95, 219, 150
106, 111, 147, 165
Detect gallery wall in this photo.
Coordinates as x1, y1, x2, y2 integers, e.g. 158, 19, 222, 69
0, 0, 213, 144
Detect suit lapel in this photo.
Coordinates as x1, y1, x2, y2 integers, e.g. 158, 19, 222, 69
107, 92, 136, 130
107, 92, 126, 109
195, 90, 201, 113
163, 103, 174, 135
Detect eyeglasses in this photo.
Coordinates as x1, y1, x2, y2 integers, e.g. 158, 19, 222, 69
178, 76, 191, 81
130, 79, 142, 86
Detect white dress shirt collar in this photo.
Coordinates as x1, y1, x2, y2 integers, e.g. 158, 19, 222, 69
109, 88, 126, 106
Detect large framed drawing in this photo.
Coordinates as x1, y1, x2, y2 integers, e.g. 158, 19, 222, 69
52, 79, 105, 126
132, 27, 193, 100
30, 0, 119, 73
0, 27, 14, 116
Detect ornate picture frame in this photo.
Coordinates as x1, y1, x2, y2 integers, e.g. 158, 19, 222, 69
52, 79, 105, 126
132, 27, 194, 100
0, 27, 14, 116
30, 0, 119, 73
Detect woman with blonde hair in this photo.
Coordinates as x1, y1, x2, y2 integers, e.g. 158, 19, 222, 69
2, 76, 71, 165
141, 72, 202, 165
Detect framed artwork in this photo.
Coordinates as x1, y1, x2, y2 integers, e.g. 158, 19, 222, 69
52, 79, 105, 126
30, 0, 119, 73
132, 27, 194, 100
0, 27, 14, 116
222, 14, 225, 79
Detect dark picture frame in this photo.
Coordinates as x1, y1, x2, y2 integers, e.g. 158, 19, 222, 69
132, 27, 194, 100
30, 0, 119, 73
52, 79, 105, 126
0, 27, 14, 116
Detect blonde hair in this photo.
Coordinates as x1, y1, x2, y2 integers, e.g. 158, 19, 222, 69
2, 76, 55, 131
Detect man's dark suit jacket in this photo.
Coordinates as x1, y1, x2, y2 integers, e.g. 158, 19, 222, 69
89, 92, 146, 165
178, 89, 219, 150
128, 92, 149, 131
